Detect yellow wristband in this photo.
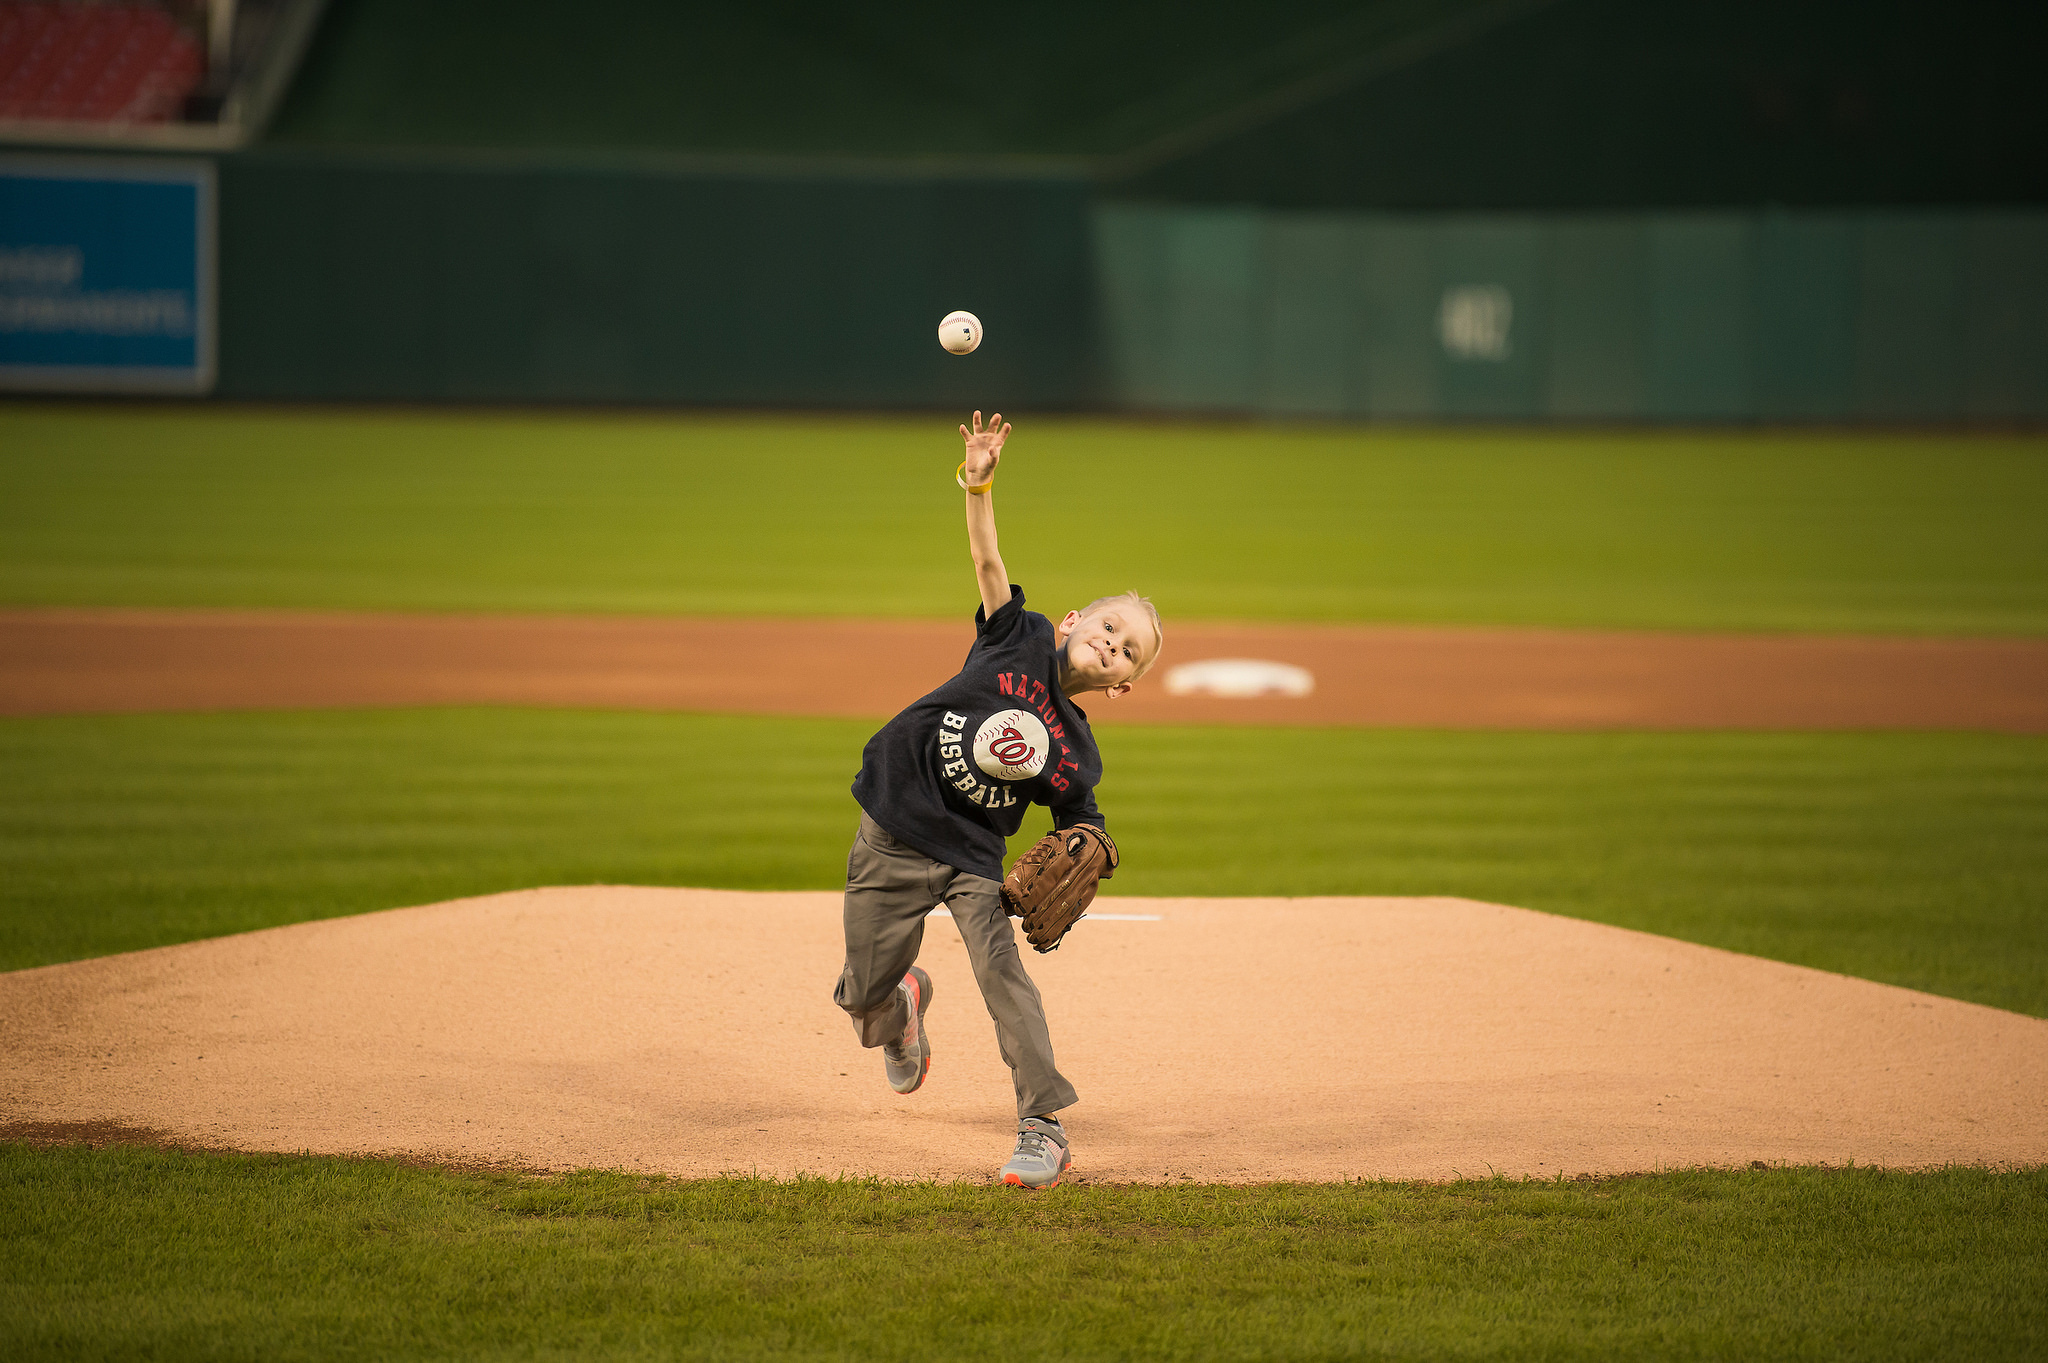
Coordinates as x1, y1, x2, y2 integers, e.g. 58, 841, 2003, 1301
956, 461, 994, 495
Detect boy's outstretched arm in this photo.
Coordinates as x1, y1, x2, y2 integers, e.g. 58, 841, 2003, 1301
961, 410, 1012, 618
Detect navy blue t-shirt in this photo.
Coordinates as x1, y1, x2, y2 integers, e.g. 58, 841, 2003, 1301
851, 585, 1104, 880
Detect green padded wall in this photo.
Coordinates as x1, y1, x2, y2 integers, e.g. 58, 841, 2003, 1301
1260, 216, 1355, 418
1962, 215, 2048, 420
209, 162, 2045, 421
1353, 221, 1437, 420
1093, 204, 2048, 422
1753, 215, 1859, 421
1433, 219, 1545, 419
1544, 220, 1645, 419
1854, 216, 1963, 420
216, 151, 1099, 408
1156, 210, 1261, 413
1643, 218, 1750, 420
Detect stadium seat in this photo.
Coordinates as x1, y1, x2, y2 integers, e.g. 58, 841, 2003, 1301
0, 2, 205, 124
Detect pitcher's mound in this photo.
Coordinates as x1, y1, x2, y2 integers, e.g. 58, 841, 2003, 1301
3, 887, 2043, 1182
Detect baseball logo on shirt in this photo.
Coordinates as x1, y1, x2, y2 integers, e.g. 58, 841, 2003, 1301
972, 708, 1049, 781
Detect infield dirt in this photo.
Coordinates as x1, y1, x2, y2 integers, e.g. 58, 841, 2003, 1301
4, 886, 2043, 1182
4, 608, 2045, 729
6, 608, 2043, 1181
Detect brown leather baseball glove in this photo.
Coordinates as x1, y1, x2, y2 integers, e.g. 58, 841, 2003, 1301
1000, 824, 1119, 953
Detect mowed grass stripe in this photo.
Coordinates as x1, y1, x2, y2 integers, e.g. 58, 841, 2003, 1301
1, 1146, 2042, 1363
2, 710, 2043, 1015
3, 405, 2045, 632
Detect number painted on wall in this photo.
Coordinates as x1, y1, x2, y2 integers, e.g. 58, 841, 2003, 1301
1438, 284, 1514, 361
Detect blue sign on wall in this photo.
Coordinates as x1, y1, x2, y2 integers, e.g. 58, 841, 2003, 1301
0, 155, 215, 393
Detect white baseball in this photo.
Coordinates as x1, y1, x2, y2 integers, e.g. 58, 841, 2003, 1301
938, 310, 982, 355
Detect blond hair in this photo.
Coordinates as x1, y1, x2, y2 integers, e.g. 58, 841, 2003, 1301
1078, 591, 1164, 679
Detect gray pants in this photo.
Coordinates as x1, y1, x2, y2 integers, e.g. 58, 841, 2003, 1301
833, 813, 1077, 1119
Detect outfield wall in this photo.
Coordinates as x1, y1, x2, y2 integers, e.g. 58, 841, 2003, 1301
14, 146, 2040, 420
1095, 206, 2048, 422
214, 151, 1098, 407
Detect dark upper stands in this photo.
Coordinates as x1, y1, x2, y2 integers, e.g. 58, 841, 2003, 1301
265, 0, 2045, 210
0, 2, 204, 124
265, 0, 1450, 159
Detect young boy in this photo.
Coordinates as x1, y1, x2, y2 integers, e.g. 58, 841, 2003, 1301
833, 410, 1163, 1189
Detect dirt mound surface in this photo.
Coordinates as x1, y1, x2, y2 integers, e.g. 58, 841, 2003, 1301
4, 609, 2044, 729
4, 887, 2041, 1182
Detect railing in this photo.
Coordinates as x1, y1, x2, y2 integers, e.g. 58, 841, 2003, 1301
0, 0, 326, 150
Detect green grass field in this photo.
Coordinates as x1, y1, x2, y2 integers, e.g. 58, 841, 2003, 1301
5, 404, 2045, 1359
4, 709, 2044, 1015
4, 404, 2045, 632
3, 1146, 2042, 1362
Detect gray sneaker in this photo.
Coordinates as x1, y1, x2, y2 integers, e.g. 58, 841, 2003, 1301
999, 1117, 1072, 1189
881, 966, 933, 1094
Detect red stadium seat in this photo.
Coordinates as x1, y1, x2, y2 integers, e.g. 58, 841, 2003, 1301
0, 2, 204, 124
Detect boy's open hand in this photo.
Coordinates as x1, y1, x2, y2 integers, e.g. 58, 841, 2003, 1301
960, 410, 1010, 486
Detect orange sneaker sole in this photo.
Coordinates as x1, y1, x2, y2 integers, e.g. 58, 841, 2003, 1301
1001, 1167, 1070, 1190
